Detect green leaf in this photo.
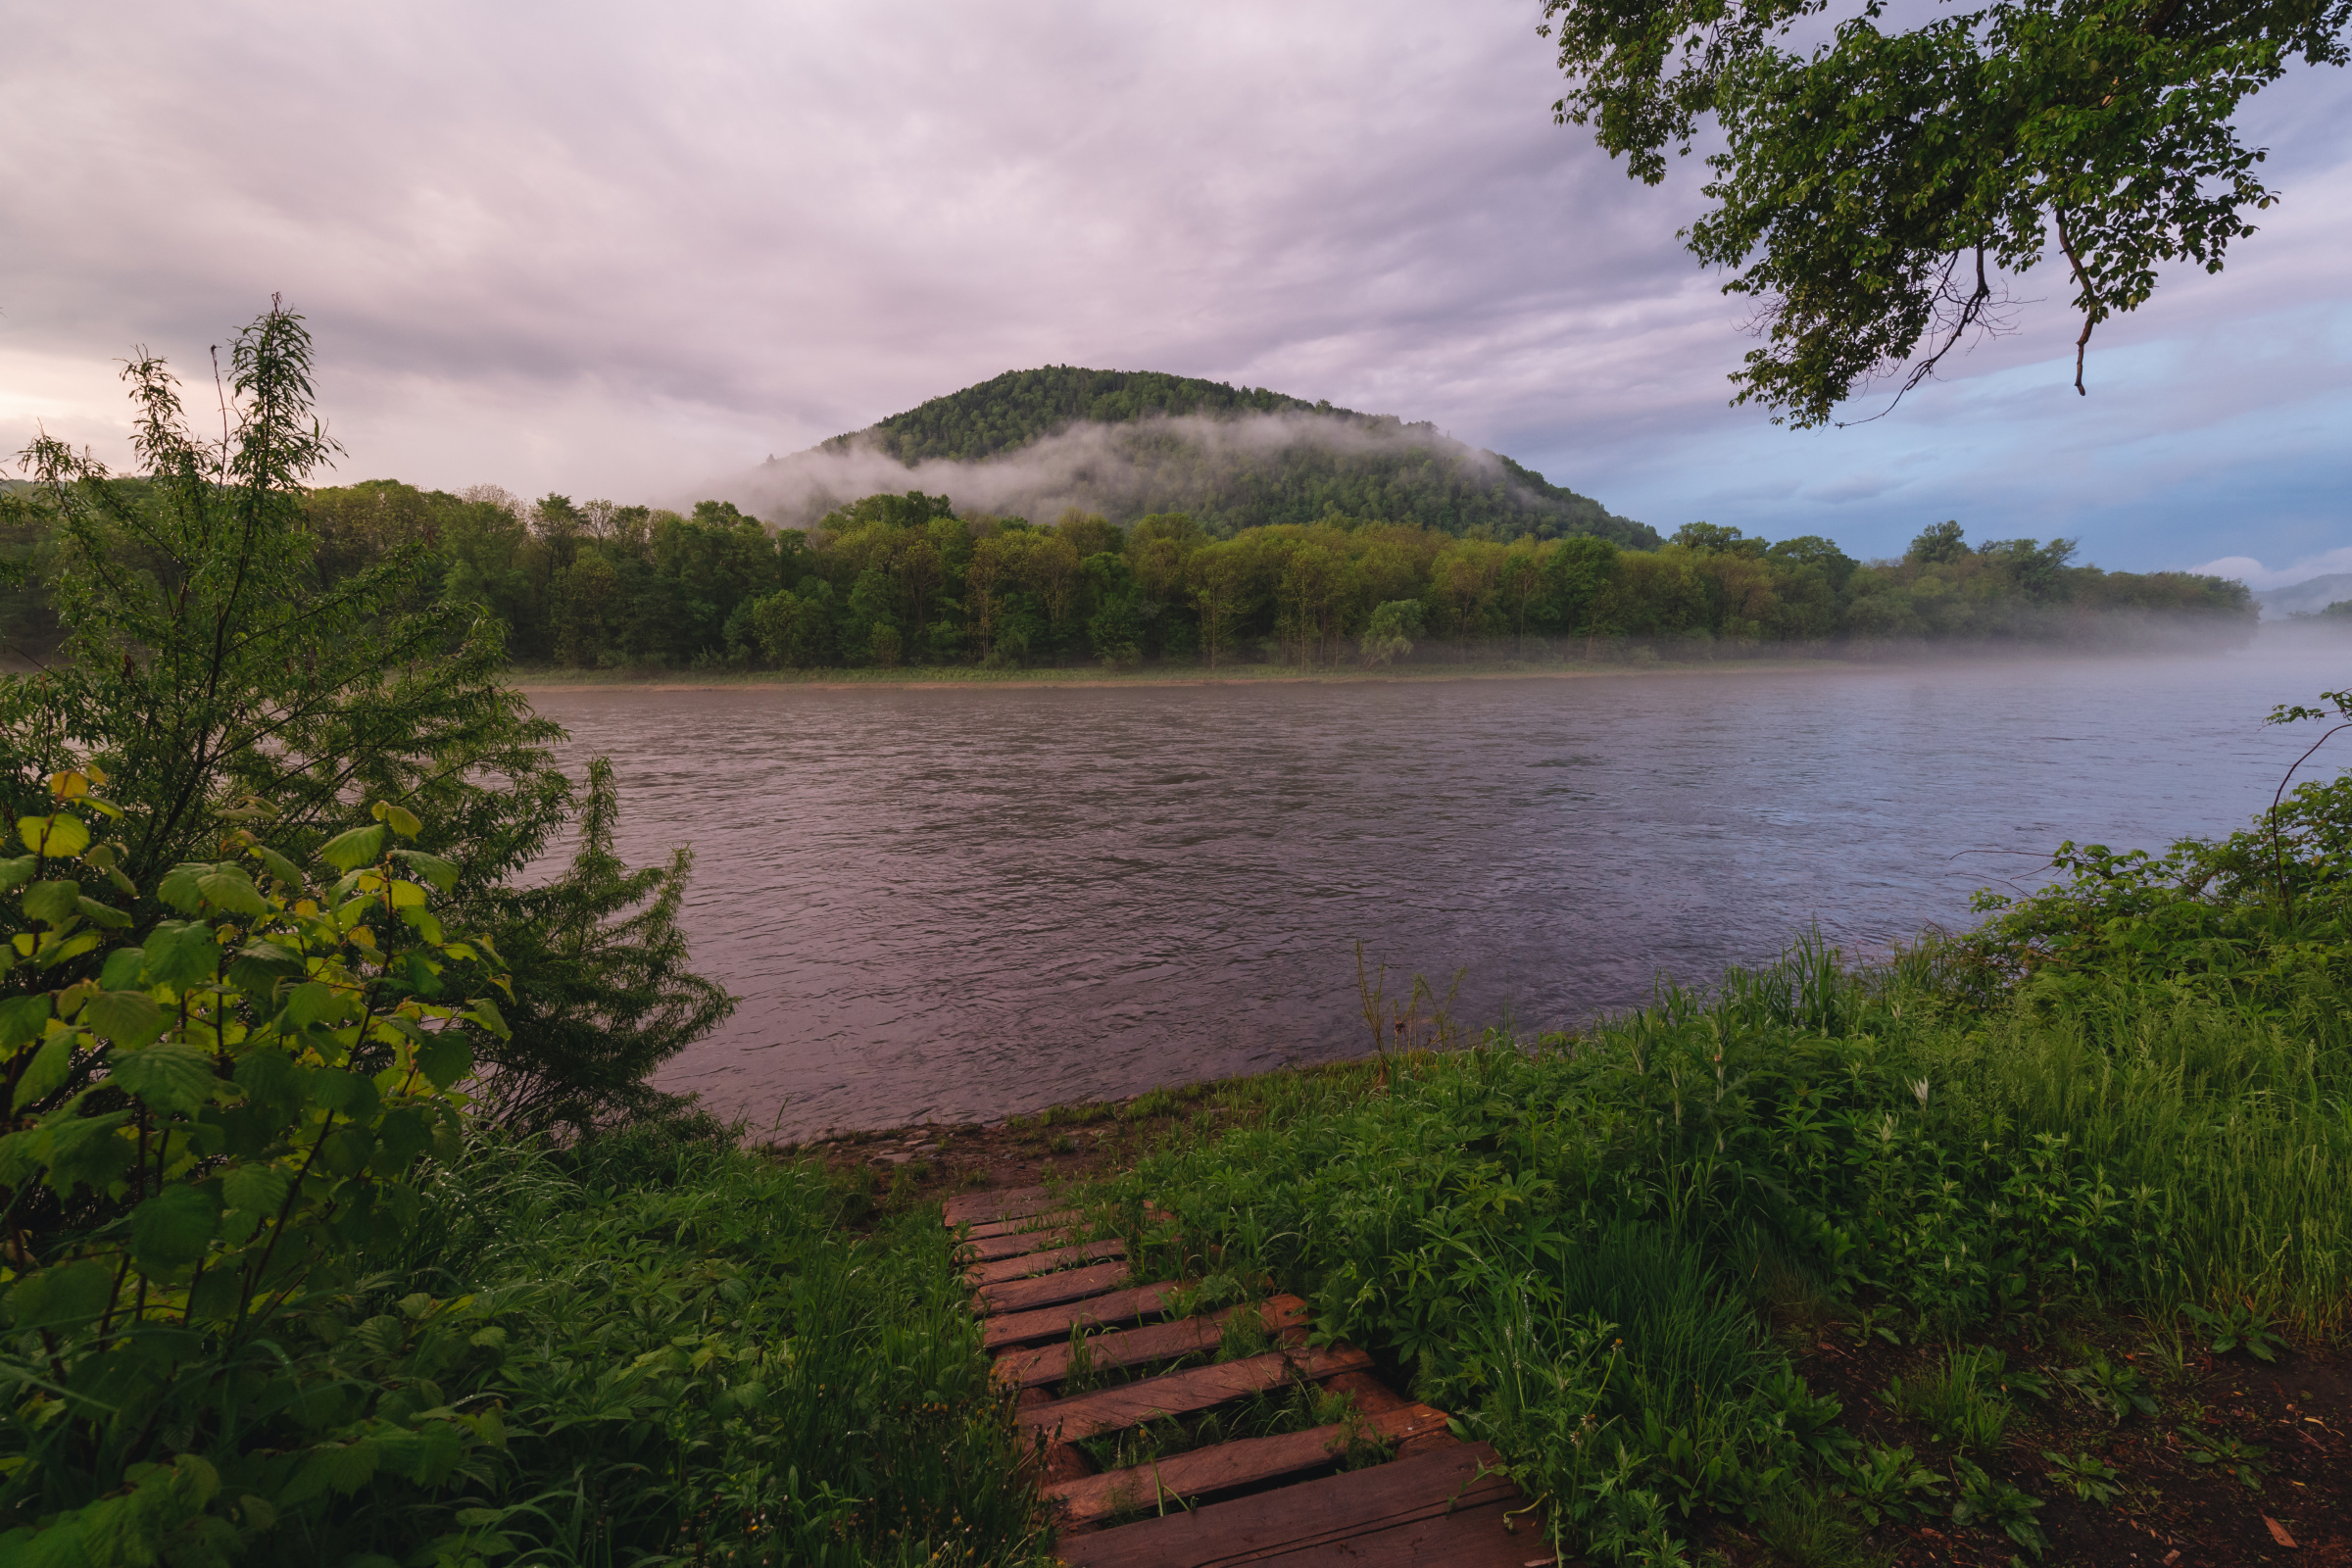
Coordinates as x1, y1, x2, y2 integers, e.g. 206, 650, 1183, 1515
32, 931, 102, 970
0, 855, 36, 893
281, 980, 341, 1030
39, 1109, 133, 1194
319, 826, 387, 872
22, 880, 82, 926
5, 1257, 116, 1330
376, 804, 423, 841
233, 1049, 304, 1113
109, 1040, 217, 1112
142, 921, 222, 990
130, 1183, 220, 1272
223, 1161, 291, 1216
0, 994, 52, 1049
18, 813, 90, 858
157, 862, 209, 915
195, 868, 270, 918
392, 850, 459, 892
374, 1107, 432, 1170
416, 1033, 472, 1091
82, 991, 169, 1051
74, 897, 132, 931
98, 948, 145, 991
312, 1067, 379, 1120
12, 1032, 75, 1110
253, 846, 306, 889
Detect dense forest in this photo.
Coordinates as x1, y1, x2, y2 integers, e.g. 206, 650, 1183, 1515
0, 480, 2243, 671
759, 366, 1658, 545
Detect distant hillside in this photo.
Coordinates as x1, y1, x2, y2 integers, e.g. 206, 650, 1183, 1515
773, 366, 1658, 548
2254, 573, 2352, 617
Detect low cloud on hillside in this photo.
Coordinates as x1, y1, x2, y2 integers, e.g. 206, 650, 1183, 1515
728, 410, 1544, 532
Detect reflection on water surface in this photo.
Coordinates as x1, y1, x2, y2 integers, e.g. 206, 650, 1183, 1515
529, 650, 2337, 1138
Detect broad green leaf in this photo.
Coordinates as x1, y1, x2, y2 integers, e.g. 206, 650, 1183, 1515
74, 896, 132, 931
157, 862, 210, 914
387, 879, 427, 908
465, 996, 509, 1041
5, 1257, 116, 1329
11, 1033, 75, 1110
142, 920, 222, 989
82, 991, 169, 1051
312, 1067, 379, 1120
392, 850, 459, 892
195, 868, 270, 918
254, 846, 306, 889
33, 931, 102, 970
0, 855, 35, 893
41, 1109, 133, 1194
374, 1107, 432, 1170
282, 980, 341, 1029
22, 879, 82, 925
374, 803, 423, 840
319, 826, 387, 872
130, 1183, 220, 1272
109, 1040, 217, 1111
17, 813, 90, 858
233, 1048, 304, 1113
98, 948, 145, 991
416, 1033, 472, 1090
223, 1161, 291, 1216
0, 994, 52, 1049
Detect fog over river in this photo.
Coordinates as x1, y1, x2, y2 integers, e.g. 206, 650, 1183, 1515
529, 646, 2345, 1139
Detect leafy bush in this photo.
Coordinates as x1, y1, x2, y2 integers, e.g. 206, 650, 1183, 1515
0, 770, 506, 1563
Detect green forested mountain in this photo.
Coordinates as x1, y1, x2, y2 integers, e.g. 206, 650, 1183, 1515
793, 366, 1659, 548
825, 367, 1340, 463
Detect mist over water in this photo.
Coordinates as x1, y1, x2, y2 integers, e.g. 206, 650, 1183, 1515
530, 646, 2344, 1139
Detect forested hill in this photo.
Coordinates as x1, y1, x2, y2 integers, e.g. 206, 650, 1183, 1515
774, 365, 1659, 549
823, 367, 1344, 463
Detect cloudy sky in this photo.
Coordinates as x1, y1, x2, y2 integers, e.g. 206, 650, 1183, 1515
5, 1, 2347, 581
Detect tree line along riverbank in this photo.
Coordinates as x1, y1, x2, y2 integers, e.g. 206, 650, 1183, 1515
0, 476, 2254, 676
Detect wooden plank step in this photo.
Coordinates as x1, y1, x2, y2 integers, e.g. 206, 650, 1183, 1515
958, 1224, 1080, 1264
966, 1208, 1083, 1242
984, 1279, 1182, 1349
944, 1187, 1058, 1227
964, 1238, 1125, 1288
1055, 1440, 1532, 1567
1045, 1400, 1452, 1526
976, 1259, 1132, 1317
994, 1297, 1312, 1391
1022, 1345, 1373, 1442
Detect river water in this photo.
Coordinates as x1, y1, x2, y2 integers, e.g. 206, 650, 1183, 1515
528, 644, 2345, 1139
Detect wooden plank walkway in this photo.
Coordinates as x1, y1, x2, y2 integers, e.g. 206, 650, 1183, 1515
944, 1186, 1543, 1565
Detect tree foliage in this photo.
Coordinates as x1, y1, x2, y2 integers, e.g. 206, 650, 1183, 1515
1542, 0, 2352, 424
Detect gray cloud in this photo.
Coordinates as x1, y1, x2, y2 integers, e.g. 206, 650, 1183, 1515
3, 0, 2346, 571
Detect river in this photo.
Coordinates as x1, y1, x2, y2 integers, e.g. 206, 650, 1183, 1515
527, 644, 2345, 1138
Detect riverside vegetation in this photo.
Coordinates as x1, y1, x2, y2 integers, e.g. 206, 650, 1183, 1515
2, 307, 2338, 1567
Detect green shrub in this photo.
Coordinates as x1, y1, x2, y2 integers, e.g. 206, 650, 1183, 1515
0, 771, 504, 1563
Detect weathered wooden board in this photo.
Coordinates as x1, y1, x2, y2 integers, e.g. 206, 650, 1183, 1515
943, 1187, 1060, 1228
965, 1208, 1083, 1242
993, 1296, 1311, 1391
981, 1280, 1181, 1350
957, 1224, 1079, 1264
1044, 1400, 1452, 1526
1021, 1345, 1373, 1443
1054, 1441, 1533, 1568
975, 1259, 1132, 1317
963, 1238, 1125, 1288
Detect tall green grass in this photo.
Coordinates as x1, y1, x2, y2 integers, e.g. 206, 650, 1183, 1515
243, 1128, 1048, 1567
1108, 940, 2352, 1562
